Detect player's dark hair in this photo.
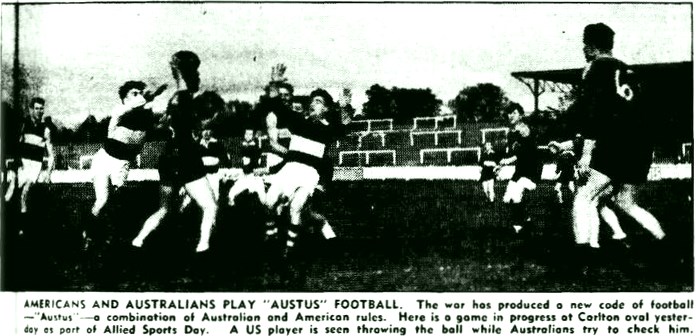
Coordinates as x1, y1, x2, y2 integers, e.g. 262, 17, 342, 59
118, 81, 147, 101
309, 88, 334, 108
29, 97, 45, 107
583, 23, 614, 52
504, 102, 524, 115
277, 82, 294, 95
171, 50, 200, 72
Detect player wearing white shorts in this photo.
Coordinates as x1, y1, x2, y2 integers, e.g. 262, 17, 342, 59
264, 89, 350, 258
85, 80, 165, 249
17, 98, 54, 215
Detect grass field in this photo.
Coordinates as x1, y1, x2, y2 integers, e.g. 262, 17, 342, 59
1, 179, 693, 292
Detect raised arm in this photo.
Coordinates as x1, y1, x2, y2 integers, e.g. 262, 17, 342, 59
266, 111, 288, 156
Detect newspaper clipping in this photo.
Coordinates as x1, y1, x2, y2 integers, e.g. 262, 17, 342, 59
1, 1, 694, 336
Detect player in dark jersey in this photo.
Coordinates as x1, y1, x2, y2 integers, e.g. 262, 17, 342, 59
548, 143, 577, 204
479, 142, 498, 203
498, 103, 543, 234
132, 51, 219, 253
264, 88, 351, 257
17, 97, 54, 215
550, 24, 665, 269
576, 23, 664, 251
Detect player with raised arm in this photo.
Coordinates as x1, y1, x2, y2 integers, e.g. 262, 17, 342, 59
263, 88, 351, 259
497, 103, 543, 235
83, 81, 166, 249
17, 98, 54, 216
132, 51, 219, 253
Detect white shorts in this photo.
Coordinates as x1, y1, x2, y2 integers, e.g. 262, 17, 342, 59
230, 174, 266, 196
91, 148, 130, 187
269, 162, 320, 199
503, 177, 537, 203
18, 158, 43, 187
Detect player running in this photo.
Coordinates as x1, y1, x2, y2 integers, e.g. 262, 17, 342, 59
497, 102, 543, 234
551, 23, 665, 270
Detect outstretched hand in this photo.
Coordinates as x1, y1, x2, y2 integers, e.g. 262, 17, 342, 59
271, 63, 288, 83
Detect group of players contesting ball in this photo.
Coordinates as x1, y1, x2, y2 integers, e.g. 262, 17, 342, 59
3, 23, 674, 280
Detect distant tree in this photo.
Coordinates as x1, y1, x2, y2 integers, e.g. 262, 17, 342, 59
362, 85, 442, 123
448, 83, 510, 122
362, 84, 392, 120
390, 87, 442, 123
74, 115, 104, 143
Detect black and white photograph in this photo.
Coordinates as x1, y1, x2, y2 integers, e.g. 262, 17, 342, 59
0, 2, 692, 293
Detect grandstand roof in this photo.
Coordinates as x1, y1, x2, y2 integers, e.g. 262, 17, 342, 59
511, 61, 692, 111
512, 61, 692, 86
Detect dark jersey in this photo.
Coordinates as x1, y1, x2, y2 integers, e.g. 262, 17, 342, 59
479, 150, 498, 181
157, 90, 207, 186
576, 56, 640, 144
506, 123, 542, 182
241, 139, 261, 174
118, 106, 156, 131
167, 90, 199, 151
20, 117, 48, 162
556, 150, 576, 181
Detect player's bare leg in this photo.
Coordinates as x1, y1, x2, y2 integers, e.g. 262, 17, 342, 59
19, 180, 33, 214
599, 206, 627, 240
572, 169, 611, 246
183, 177, 218, 252
132, 185, 174, 248
285, 187, 313, 256
554, 182, 564, 203
613, 184, 665, 240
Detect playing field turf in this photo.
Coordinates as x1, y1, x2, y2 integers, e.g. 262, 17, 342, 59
2, 180, 692, 292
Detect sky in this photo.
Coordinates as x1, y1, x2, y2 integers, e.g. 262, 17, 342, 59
1, 2, 692, 127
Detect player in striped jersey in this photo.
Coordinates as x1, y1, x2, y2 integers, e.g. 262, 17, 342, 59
227, 128, 266, 207
180, 126, 230, 211
83, 81, 166, 249
17, 98, 54, 215
264, 88, 351, 258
